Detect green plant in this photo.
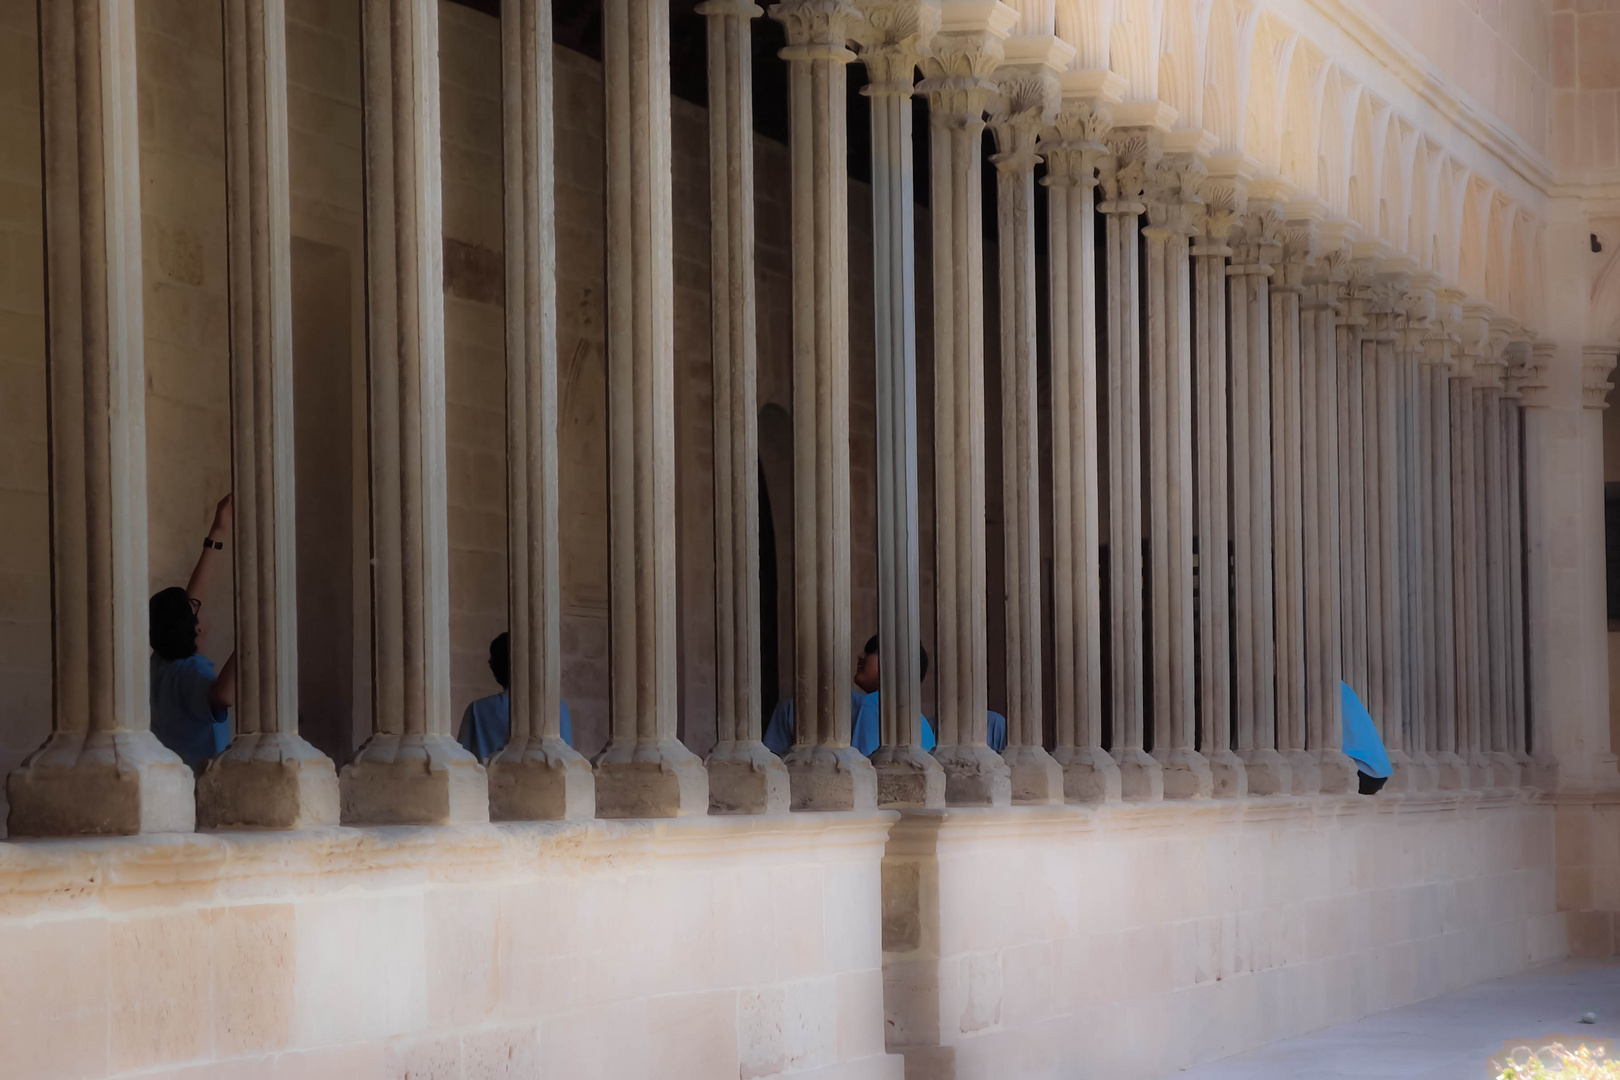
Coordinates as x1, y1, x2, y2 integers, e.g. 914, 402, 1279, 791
1496, 1044, 1620, 1079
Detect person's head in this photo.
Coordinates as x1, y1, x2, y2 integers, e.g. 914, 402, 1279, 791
149, 587, 200, 662
853, 634, 929, 694
489, 631, 511, 690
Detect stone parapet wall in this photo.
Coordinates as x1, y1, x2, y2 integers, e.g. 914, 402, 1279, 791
882, 793, 1564, 1080
0, 795, 1564, 1080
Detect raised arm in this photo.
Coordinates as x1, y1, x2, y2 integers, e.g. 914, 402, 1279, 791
187, 493, 233, 600
208, 650, 238, 711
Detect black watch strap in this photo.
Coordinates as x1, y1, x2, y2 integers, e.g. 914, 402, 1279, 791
203, 538, 224, 550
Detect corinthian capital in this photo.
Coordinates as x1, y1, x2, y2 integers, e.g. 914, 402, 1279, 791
917, 19, 1010, 123
988, 65, 1058, 169
1144, 152, 1205, 235
853, 0, 940, 91
1098, 127, 1159, 210
771, 0, 861, 53
1038, 98, 1110, 187
1584, 344, 1618, 409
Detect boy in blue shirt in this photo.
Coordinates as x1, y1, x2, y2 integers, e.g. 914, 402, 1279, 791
456, 632, 574, 761
149, 494, 236, 771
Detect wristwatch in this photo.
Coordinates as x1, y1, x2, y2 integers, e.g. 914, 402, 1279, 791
203, 538, 225, 550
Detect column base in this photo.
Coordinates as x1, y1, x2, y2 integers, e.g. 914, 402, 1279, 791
1206, 749, 1248, 798
1052, 745, 1121, 803
196, 732, 339, 829
1466, 752, 1496, 790
339, 733, 490, 825
1489, 751, 1522, 789
594, 737, 710, 818
933, 744, 1011, 807
488, 736, 596, 821
1284, 750, 1321, 795
1112, 746, 1164, 801
1238, 748, 1292, 795
782, 744, 878, 811
1316, 749, 1359, 795
1384, 750, 1419, 793
705, 739, 790, 814
6, 730, 195, 837
871, 744, 945, 809
1153, 747, 1213, 799
1406, 750, 1441, 791
1435, 751, 1470, 790
1003, 745, 1064, 805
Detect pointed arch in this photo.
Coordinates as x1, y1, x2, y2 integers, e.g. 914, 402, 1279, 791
1509, 210, 1534, 326
1435, 157, 1467, 284
1056, 0, 1114, 70
1280, 41, 1328, 195
1317, 68, 1351, 217
1111, 0, 1167, 101
1242, 14, 1288, 171
1409, 137, 1440, 272
1457, 175, 1491, 298
1201, 0, 1256, 152
1484, 192, 1513, 311
1376, 115, 1412, 254
1159, 0, 1211, 131
1347, 91, 1377, 233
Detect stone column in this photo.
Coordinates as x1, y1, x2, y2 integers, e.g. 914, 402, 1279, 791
699, 0, 790, 814
1299, 238, 1356, 793
1228, 200, 1289, 794
1337, 266, 1371, 724
343, 0, 488, 824
198, 0, 340, 829
1098, 129, 1162, 800
1503, 350, 1531, 779
487, 0, 596, 821
917, 9, 1014, 807
1143, 154, 1211, 799
1427, 293, 1466, 788
1365, 274, 1411, 788
594, 0, 709, 816
855, 0, 944, 809
771, 0, 876, 810
1042, 99, 1119, 802
1193, 177, 1245, 797
1449, 336, 1486, 788
1271, 214, 1317, 793
6, 0, 196, 837
1477, 335, 1518, 788
989, 61, 1064, 804
1397, 283, 1438, 789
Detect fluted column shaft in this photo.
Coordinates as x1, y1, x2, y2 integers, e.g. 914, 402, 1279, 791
1423, 330, 1464, 786
1450, 363, 1485, 784
918, 23, 1011, 806
594, 0, 709, 816
1192, 191, 1244, 797
1367, 290, 1409, 785
1479, 361, 1516, 786
1098, 131, 1161, 801
990, 69, 1063, 804
1043, 103, 1118, 803
6, 0, 195, 837
1337, 277, 1371, 711
342, 0, 488, 824
1396, 306, 1435, 788
1502, 370, 1530, 775
1144, 157, 1209, 799
199, 0, 340, 829
488, 0, 596, 821
857, 0, 943, 809
1229, 204, 1288, 794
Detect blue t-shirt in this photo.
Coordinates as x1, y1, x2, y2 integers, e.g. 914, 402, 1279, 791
1341, 681, 1393, 778
456, 691, 574, 760
149, 653, 230, 768
763, 690, 941, 756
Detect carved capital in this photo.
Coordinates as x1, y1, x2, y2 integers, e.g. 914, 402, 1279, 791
772, 0, 862, 56
988, 65, 1058, 170
1229, 199, 1282, 271
1144, 153, 1205, 235
1519, 340, 1556, 407
853, 0, 940, 91
1584, 344, 1618, 409
918, 27, 1004, 123
1038, 98, 1109, 187
1098, 127, 1159, 212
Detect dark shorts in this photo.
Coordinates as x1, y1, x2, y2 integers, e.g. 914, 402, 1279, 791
1358, 771, 1388, 795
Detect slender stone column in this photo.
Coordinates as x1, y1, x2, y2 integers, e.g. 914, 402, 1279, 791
1337, 266, 1371, 720
1449, 337, 1486, 788
6, 0, 196, 836
1365, 273, 1411, 789
1143, 154, 1211, 799
1271, 215, 1317, 793
1098, 129, 1162, 800
1397, 282, 1438, 790
1503, 350, 1531, 779
769, 0, 875, 810
1193, 177, 1245, 797
487, 0, 596, 820
917, 11, 1014, 807
1427, 293, 1466, 788
594, 0, 709, 816
198, 0, 340, 829
343, 0, 488, 824
1043, 99, 1120, 803
1299, 237, 1356, 793
856, 0, 944, 809
699, 0, 790, 814
1477, 335, 1518, 788
1228, 201, 1289, 794
989, 63, 1063, 804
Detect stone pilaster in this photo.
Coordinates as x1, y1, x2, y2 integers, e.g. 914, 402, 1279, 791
1143, 153, 1211, 799
1270, 209, 1317, 794
1098, 127, 1162, 801
1477, 323, 1518, 789
343, 0, 488, 825
1042, 99, 1120, 803
594, 0, 709, 816
199, 0, 340, 829
1193, 173, 1245, 798
1426, 293, 1466, 789
487, 0, 596, 821
1502, 347, 1532, 780
918, 6, 1015, 807
989, 59, 1064, 804
855, 0, 944, 809
1228, 199, 1289, 794
6, 0, 196, 837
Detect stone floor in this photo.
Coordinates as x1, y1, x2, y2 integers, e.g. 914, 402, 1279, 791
1174, 960, 1620, 1079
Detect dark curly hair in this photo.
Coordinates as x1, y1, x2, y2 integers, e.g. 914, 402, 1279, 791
862, 634, 929, 682
149, 587, 199, 662
489, 631, 511, 689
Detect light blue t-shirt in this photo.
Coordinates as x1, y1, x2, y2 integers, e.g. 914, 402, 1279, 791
149, 653, 230, 768
1341, 681, 1392, 778
762, 689, 944, 756
456, 691, 573, 760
